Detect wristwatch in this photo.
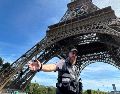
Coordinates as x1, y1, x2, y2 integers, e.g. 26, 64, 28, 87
37, 63, 43, 72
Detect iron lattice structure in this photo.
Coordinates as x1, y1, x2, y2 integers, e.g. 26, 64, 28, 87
0, 0, 120, 91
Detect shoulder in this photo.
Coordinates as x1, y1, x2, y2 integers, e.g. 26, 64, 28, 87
55, 59, 65, 70
59, 59, 65, 63
56, 59, 65, 66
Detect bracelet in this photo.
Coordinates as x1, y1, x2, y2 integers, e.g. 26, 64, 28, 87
40, 63, 43, 70
37, 63, 43, 72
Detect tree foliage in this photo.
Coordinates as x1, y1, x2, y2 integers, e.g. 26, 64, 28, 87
0, 57, 11, 72
2, 62, 10, 69
0, 57, 3, 66
25, 83, 56, 94
83, 89, 107, 94
25, 83, 107, 94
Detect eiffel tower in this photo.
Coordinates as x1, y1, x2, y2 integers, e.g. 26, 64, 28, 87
0, 0, 120, 92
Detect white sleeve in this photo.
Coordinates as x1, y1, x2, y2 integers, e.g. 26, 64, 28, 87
55, 59, 65, 71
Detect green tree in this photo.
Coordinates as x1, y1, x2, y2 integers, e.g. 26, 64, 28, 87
25, 83, 56, 94
47, 87, 56, 94
0, 62, 11, 73
2, 62, 10, 69
0, 57, 3, 66
83, 90, 107, 94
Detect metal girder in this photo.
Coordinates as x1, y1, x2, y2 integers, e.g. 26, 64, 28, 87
5, 34, 120, 90
1, 0, 120, 92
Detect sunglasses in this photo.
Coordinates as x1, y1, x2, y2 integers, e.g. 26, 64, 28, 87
70, 51, 78, 56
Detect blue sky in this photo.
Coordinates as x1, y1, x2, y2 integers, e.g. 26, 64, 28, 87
0, 0, 120, 91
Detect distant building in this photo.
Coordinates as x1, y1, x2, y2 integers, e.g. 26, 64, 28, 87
109, 84, 120, 94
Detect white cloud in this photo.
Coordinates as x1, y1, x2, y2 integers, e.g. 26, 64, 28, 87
38, 71, 58, 77
32, 74, 57, 87
45, 57, 60, 65
82, 78, 120, 91
93, 0, 120, 17
81, 62, 120, 91
82, 62, 119, 73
